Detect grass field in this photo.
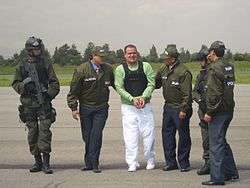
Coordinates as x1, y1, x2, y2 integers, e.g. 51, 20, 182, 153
0, 61, 249, 86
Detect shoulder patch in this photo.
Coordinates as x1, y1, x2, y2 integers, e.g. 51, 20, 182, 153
225, 66, 232, 71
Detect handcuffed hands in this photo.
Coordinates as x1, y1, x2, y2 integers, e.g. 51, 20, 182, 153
203, 114, 212, 123
133, 97, 145, 109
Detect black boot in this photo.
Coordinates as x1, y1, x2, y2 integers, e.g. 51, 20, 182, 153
30, 154, 43, 172
42, 153, 53, 174
92, 162, 102, 173
92, 165, 102, 173
197, 160, 210, 175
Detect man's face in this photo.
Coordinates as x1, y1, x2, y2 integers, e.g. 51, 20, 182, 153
207, 50, 216, 62
92, 55, 104, 65
124, 47, 138, 64
30, 49, 41, 57
164, 56, 175, 66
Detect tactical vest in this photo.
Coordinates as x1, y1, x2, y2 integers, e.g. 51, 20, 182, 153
198, 69, 208, 98
123, 62, 148, 97
20, 58, 49, 90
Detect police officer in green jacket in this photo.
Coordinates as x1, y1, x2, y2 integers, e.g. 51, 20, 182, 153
67, 48, 114, 173
202, 41, 239, 186
192, 45, 210, 175
12, 37, 60, 174
156, 44, 192, 172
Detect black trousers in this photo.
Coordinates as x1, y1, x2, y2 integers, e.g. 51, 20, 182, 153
80, 105, 109, 167
162, 105, 192, 169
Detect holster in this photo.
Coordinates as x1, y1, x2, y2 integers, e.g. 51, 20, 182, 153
50, 107, 56, 124
18, 105, 27, 123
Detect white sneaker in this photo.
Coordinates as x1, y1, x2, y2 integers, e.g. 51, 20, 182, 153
128, 164, 137, 172
128, 162, 140, 172
146, 161, 155, 170
136, 162, 140, 168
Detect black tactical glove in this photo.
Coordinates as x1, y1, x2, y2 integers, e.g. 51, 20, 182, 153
42, 92, 52, 102
40, 86, 52, 102
23, 77, 32, 85
23, 77, 37, 94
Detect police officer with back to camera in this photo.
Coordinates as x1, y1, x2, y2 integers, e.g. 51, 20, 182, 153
12, 36, 60, 174
192, 45, 211, 175
202, 41, 239, 186
155, 44, 193, 172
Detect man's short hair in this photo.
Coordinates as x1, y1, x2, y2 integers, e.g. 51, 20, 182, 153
213, 48, 225, 57
124, 44, 137, 53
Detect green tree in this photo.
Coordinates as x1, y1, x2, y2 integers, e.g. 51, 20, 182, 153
0, 55, 5, 66
101, 44, 117, 64
190, 52, 199, 62
116, 49, 125, 64
83, 42, 95, 62
186, 50, 191, 63
53, 44, 82, 66
147, 45, 159, 63
243, 53, 250, 61
179, 47, 187, 63
234, 53, 245, 61
68, 44, 82, 65
223, 49, 233, 62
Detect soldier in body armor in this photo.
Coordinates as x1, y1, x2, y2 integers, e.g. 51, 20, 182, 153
192, 45, 210, 175
12, 37, 60, 174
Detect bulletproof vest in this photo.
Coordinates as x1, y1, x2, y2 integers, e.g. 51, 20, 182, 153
20, 58, 49, 89
123, 62, 148, 97
197, 69, 207, 93
197, 69, 208, 113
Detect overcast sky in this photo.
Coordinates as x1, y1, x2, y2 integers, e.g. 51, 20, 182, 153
0, 0, 250, 57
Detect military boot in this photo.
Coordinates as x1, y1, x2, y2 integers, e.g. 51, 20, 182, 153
197, 160, 210, 175
30, 153, 43, 172
42, 153, 53, 174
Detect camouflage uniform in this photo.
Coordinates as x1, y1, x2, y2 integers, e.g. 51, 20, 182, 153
12, 37, 60, 173
192, 45, 210, 175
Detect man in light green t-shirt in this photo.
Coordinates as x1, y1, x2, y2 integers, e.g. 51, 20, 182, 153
114, 44, 156, 172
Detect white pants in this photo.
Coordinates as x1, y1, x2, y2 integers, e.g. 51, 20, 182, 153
121, 103, 155, 166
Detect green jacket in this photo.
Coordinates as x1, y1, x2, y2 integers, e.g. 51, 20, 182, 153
206, 58, 235, 116
155, 61, 192, 112
67, 61, 114, 110
12, 57, 60, 107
